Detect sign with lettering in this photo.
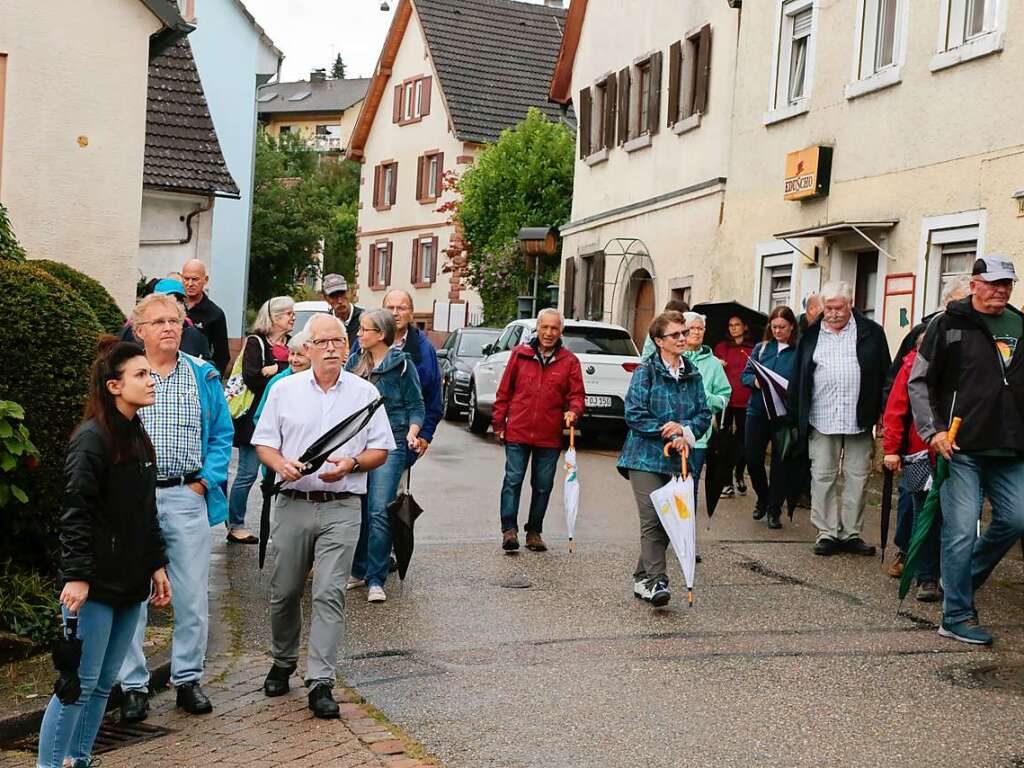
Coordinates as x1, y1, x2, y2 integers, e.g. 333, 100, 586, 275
784, 146, 833, 201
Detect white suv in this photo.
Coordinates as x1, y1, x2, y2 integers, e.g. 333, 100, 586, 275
467, 319, 640, 435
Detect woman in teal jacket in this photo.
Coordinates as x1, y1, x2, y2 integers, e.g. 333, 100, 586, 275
619, 310, 711, 609
680, 312, 732, 494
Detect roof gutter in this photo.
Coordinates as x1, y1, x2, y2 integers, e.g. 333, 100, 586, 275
149, 21, 194, 58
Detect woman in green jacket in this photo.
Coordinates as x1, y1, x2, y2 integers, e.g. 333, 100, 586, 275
681, 311, 732, 498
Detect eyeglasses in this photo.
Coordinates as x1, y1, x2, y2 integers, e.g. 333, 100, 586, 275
139, 318, 182, 328
309, 337, 345, 349
660, 331, 686, 341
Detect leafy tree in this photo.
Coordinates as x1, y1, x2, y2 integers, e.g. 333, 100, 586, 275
330, 54, 346, 79
454, 108, 574, 323
0, 203, 27, 263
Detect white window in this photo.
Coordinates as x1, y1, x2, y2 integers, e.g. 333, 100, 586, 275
376, 244, 389, 286
918, 211, 986, 315
420, 239, 434, 284
382, 165, 394, 205
404, 82, 415, 120
755, 247, 797, 312
767, 0, 817, 121
932, 0, 1006, 70
637, 60, 652, 134
591, 79, 606, 151
414, 79, 424, 116
847, 0, 909, 98
427, 155, 439, 198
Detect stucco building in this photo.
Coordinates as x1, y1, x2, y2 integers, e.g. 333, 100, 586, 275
0, 0, 190, 310
258, 73, 369, 156
550, 0, 735, 348
348, 0, 570, 331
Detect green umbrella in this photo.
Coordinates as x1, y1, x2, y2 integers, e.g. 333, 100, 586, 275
899, 417, 961, 601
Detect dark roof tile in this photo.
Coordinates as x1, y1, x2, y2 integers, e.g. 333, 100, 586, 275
257, 77, 370, 116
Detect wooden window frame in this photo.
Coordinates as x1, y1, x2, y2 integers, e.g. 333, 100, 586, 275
369, 240, 393, 291
623, 51, 661, 151
668, 25, 712, 133
411, 234, 439, 288
394, 75, 433, 126
373, 160, 398, 210
416, 150, 444, 204
582, 251, 606, 321
580, 72, 617, 163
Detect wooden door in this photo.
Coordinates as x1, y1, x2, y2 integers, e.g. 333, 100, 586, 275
632, 277, 655, 350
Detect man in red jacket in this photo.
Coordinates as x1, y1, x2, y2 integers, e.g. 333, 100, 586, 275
493, 309, 585, 552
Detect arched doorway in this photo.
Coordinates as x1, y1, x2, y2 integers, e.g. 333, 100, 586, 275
628, 269, 655, 350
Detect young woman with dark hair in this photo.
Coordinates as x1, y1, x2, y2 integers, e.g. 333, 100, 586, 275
37, 338, 171, 768
741, 306, 799, 529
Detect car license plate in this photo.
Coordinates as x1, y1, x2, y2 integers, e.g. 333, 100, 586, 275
585, 395, 612, 408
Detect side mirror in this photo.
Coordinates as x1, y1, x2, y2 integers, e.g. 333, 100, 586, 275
437, 349, 450, 359
481, 343, 493, 356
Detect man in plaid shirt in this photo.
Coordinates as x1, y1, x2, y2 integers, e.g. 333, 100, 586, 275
118, 293, 233, 722
788, 281, 891, 557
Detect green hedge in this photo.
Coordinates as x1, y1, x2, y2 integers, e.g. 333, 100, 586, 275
0, 260, 103, 570
0, 560, 60, 652
0, 202, 27, 263
32, 259, 125, 334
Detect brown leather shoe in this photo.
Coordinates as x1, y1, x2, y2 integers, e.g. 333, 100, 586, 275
887, 552, 905, 579
525, 532, 547, 552
501, 529, 520, 551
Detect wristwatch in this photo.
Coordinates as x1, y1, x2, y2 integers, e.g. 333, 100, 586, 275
350, 457, 362, 473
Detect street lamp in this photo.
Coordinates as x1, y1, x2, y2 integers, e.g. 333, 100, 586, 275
517, 227, 559, 317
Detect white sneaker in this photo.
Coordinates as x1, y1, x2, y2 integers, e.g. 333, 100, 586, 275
633, 580, 653, 601
346, 577, 366, 591
367, 585, 387, 603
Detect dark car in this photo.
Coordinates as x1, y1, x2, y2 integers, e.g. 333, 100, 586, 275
438, 326, 502, 421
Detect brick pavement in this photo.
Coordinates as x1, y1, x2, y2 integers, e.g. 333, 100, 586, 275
0, 652, 434, 768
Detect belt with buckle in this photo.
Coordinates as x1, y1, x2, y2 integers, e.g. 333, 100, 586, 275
280, 489, 353, 503
156, 471, 201, 489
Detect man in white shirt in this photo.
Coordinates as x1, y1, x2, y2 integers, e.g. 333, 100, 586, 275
252, 314, 394, 718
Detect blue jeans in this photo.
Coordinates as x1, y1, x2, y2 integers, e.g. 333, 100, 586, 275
940, 453, 1024, 624
688, 447, 707, 515
352, 448, 406, 588
499, 444, 561, 534
38, 601, 142, 768
119, 485, 211, 690
227, 444, 261, 530
893, 486, 914, 554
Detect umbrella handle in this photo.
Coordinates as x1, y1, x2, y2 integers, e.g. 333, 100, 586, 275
947, 416, 962, 446
663, 442, 689, 479
565, 415, 575, 449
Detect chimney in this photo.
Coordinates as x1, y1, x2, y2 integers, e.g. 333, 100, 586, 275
310, 69, 326, 83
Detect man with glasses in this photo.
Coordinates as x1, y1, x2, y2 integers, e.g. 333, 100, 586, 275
253, 314, 393, 718
788, 281, 890, 558
181, 259, 230, 375
909, 256, 1024, 645
119, 293, 233, 721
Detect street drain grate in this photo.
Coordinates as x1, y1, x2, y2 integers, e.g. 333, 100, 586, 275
2, 718, 172, 755
940, 663, 1024, 697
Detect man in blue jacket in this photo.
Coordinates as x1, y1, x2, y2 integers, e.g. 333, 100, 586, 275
118, 292, 233, 721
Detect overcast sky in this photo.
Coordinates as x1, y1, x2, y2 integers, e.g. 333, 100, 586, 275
242, 0, 554, 82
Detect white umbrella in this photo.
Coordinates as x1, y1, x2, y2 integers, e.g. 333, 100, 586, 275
564, 421, 580, 552
649, 445, 697, 606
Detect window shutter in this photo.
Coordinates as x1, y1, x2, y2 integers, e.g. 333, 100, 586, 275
434, 153, 444, 198
415, 156, 425, 202
603, 73, 617, 151
411, 239, 419, 283
369, 243, 378, 288
647, 51, 662, 136
373, 165, 382, 208
616, 67, 630, 144
667, 41, 681, 126
393, 84, 402, 123
693, 25, 712, 115
430, 236, 439, 282
563, 257, 576, 318
420, 76, 432, 116
389, 162, 398, 205
591, 252, 605, 320
385, 243, 393, 286
578, 87, 592, 159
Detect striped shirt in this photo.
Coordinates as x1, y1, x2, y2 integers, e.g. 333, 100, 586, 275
809, 318, 862, 435
140, 354, 203, 480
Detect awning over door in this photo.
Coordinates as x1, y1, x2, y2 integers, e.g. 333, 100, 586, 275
773, 220, 899, 261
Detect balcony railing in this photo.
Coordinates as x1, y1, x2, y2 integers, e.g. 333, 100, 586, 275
312, 136, 344, 153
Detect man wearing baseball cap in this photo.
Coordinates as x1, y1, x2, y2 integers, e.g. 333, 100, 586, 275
322, 274, 363, 348
909, 255, 1024, 645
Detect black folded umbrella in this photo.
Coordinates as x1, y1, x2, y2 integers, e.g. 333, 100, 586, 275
387, 469, 424, 580
259, 397, 385, 568
880, 467, 895, 563
52, 614, 81, 705
704, 418, 737, 520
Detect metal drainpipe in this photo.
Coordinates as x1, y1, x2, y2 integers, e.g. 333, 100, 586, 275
139, 197, 214, 246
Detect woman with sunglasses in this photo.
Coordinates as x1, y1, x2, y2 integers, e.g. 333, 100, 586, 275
618, 311, 711, 609
344, 309, 425, 603
37, 338, 171, 768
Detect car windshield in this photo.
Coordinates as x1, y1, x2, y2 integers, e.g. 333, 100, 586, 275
457, 330, 500, 358
561, 327, 638, 356
293, 309, 328, 334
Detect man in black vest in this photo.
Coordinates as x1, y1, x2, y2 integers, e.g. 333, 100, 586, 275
181, 259, 230, 375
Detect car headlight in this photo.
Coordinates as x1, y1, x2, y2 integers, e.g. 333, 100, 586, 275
454, 371, 471, 383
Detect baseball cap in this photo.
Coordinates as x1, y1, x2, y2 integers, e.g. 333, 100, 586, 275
153, 278, 187, 297
322, 274, 348, 295
972, 256, 1017, 282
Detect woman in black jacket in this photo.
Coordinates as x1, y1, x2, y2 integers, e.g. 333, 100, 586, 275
37, 339, 171, 768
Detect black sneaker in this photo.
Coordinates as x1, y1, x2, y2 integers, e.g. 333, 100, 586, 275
175, 681, 213, 714
649, 581, 671, 608
308, 683, 340, 718
736, 478, 747, 496
720, 485, 735, 499
814, 538, 837, 556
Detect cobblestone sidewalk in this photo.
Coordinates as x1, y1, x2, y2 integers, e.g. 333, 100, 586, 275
0, 652, 433, 768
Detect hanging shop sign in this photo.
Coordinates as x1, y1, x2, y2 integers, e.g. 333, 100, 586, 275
784, 146, 833, 201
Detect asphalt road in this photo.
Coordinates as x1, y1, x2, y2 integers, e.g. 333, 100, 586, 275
220, 421, 1024, 768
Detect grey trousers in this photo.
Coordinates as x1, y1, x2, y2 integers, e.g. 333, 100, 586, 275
808, 429, 874, 543
629, 470, 672, 587
269, 493, 361, 686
